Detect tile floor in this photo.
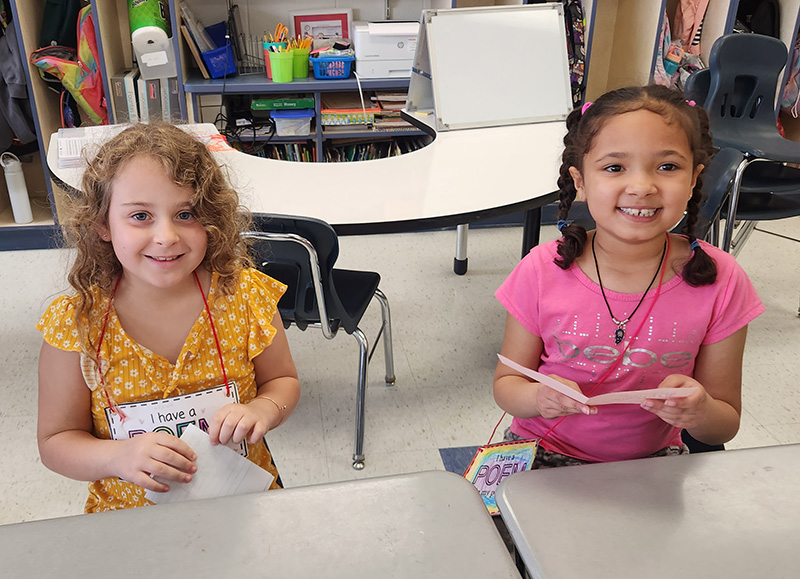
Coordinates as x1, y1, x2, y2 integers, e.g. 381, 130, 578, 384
1, 218, 798, 525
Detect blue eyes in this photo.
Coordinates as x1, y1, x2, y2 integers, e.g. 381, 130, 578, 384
129, 211, 195, 222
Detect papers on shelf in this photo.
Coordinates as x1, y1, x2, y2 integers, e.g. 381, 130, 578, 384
56, 124, 232, 169
145, 424, 274, 505
496, 354, 697, 405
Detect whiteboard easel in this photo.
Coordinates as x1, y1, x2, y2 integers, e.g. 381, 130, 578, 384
406, 4, 573, 131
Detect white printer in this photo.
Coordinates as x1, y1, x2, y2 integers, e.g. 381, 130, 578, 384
352, 21, 420, 78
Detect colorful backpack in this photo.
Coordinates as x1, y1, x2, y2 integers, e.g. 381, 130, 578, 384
29, 5, 108, 125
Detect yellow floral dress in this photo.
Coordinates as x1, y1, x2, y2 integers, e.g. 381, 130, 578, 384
37, 268, 287, 512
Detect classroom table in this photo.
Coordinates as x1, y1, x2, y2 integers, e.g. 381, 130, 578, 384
495, 444, 800, 579
0, 470, 519, 578
47, 121, 563, 272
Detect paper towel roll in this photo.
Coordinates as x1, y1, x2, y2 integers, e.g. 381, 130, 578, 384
128, 0, 169, 34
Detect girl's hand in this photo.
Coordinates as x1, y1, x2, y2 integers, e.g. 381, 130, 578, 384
537, 375, 597, 419
207, 400, 279, 447
640, 374, 710, 429
112, 432, 197, 493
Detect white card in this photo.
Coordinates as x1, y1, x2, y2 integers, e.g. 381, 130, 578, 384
497, 354, 696, 405
145, 424, 274, 504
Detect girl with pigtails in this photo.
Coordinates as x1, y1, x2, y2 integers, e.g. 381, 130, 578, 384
493, 85, 764, 468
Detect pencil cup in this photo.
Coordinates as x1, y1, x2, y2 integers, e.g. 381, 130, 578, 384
263, 42, 287, 79
269, 51, 294, 83
292, 48, 310, 79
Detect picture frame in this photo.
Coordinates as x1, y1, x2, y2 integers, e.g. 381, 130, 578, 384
289, 8, 353, 41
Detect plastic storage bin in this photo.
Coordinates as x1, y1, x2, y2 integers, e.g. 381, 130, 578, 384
310, 55, 355, 80
271, 108, 314, 137
201, 22, 237, 78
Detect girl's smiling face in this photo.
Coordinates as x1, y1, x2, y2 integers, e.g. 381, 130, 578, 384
569, 109, 704, 245
100, 155, 208, 292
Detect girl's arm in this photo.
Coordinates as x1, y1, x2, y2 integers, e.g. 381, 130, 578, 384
37, 342, 197, 492
493, 313, 594, 419
208, 311, 300, 446
644, 325, 747, 445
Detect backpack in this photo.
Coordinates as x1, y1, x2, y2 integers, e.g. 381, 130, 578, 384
782, 41, 800, 117
737, 0, 780, 37
29, 5, 107, 125
40, 0, 83, 49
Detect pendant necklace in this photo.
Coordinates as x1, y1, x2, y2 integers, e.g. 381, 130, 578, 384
592, 234, 667, 345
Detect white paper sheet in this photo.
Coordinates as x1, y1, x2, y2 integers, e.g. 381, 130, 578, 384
497, 354, 696, 406
145, 424, 274, 504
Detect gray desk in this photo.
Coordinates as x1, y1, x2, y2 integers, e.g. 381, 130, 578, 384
497, 444, 800, 579
0, 471, 519, 578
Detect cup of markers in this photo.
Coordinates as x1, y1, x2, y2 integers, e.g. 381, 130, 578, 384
269, 48, 294, 83
263, 41, 287, 79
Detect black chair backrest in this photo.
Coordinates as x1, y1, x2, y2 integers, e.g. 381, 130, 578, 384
695, 148, 744, 240
684, 67, 710, 106
705, 34, 787, 139
249, 214, 346, 332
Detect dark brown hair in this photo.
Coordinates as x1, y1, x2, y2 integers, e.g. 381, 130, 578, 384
555, 85, 717, 286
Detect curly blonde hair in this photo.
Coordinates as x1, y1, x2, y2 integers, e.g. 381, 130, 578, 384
62, 122, 253, 351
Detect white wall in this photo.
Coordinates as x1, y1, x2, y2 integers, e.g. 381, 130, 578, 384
184, 0, 439, 39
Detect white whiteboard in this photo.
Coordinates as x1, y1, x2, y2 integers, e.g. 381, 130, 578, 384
412, 4, 573, 131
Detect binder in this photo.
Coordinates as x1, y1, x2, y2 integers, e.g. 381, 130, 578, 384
123, 67, 140, 123
109, 70, 128, 124
160, 77, 182, 122
138, 77, 162, 123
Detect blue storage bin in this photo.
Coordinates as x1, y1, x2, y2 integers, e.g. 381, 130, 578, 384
201, 22, 237, 78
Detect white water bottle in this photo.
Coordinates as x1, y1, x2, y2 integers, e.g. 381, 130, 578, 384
1, 152, 33, 224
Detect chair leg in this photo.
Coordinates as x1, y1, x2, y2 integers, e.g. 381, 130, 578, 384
352, 328, 369, 470
454, 224, 468, 275
722, 158, 751, 253
373, 288, 396, 386
729, 220, 758, 257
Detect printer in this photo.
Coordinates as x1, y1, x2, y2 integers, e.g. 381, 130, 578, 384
352, 21, 420, 78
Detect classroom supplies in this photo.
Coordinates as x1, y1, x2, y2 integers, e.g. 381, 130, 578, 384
320, 92, 380, 125
251, 97, 315, 110
292, 47, 311, 78
310, 55, 354, 80
1, 153, 33, 224
201, 22, 237, 79
144, 425, 274, 505
352, 21, 419, 78
263, 41, 287, 78
497, 354, 697, 405
269, 51, 294, 83
271, 109, 314, 136
129, 0, 177, 80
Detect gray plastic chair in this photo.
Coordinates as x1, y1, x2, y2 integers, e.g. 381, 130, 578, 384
685, 33, 800, 255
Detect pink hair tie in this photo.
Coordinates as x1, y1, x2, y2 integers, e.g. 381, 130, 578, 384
581, 101, 593, 115
686, 99, 697, 107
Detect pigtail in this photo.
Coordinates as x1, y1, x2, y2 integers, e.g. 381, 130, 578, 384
680, 102, 717, 286
555, 107, 588, 270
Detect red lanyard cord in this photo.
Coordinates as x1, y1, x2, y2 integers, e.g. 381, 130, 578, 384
490, 234, 672, 446
194, 271, 230, 396
96, 271, 231, 418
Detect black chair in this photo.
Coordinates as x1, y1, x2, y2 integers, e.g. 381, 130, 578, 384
684, 33, 800, 255
244, 214, 395, 470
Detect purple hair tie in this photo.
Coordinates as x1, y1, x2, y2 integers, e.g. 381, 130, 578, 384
686, 99, 697, 107
581, 102, 593, 115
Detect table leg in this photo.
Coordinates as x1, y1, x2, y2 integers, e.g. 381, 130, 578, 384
454, 223, 468, 275
521, 207, 543, 258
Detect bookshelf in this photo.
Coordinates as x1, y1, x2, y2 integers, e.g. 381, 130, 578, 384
183, 73, 428, 162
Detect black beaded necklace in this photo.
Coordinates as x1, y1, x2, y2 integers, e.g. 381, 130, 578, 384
592, 234, 667, 345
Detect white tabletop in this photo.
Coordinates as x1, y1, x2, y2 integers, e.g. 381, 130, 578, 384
48, 122, 564, 234
0, 471, 519, 578
496, 444, 800, 579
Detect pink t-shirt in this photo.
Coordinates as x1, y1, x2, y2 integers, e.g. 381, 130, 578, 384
495, 238, 765, 462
